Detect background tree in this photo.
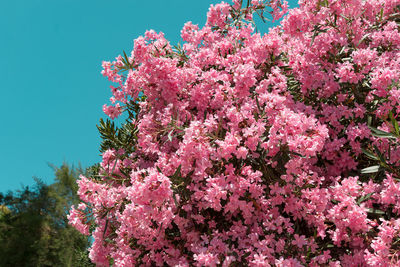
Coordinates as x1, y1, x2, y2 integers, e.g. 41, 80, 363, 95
0, 164, 94, 267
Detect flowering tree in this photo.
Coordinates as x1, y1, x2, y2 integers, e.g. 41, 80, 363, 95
69, 0, 400, 265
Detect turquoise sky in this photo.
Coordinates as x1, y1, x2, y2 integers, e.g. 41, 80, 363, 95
0, 0, 298, 192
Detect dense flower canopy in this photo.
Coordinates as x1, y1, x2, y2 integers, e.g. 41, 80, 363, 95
69, 0, 400, 266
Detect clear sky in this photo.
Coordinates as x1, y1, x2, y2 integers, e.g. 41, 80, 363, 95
0, 0, 298, 193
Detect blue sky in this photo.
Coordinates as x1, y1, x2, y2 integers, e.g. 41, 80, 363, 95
0, 0, 297, 192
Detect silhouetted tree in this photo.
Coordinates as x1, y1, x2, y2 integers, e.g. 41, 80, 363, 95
0, 164, 94, 267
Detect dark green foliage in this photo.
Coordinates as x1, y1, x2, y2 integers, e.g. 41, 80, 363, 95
97, 117, 138, 154
361, 113, 400, 180
0, 164, 94, 267
97, 96, 143, 155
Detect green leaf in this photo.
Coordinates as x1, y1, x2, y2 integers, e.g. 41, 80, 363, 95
338, 46, 346, 56
156, 166, 162, 173
340, 14, 350, 21
167, 130, 174, 142
186, 170, 194, 178
171, 165, 182, 180
366, 208, 385, 215
103, 218, 109, 238
369, 126, 397, 139
361, 165, 380, 174
389, 111, 400, 136
123, 50, 131, 68
242, 251, 251, 259
367, 115, 372, 126
172, 193, 179, 207
362, 149, 378, 160
373, 145, 386, 163
388, 12, 400, 19
357, 193, 374, 205
358, 33, 371, 46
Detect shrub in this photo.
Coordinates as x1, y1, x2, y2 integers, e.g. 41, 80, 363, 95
69, 0, 400, 265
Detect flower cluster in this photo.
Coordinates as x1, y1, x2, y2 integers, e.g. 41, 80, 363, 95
69, 0, 400, 265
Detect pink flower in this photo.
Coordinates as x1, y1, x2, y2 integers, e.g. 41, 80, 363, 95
70, 0, 400, 265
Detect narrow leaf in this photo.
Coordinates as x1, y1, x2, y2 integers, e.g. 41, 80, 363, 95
389, 111, 400, 136
156, 166, 162, 173
361, 165, 380, 174
369, 126, 397, 139
367, 115, 372, 126
362, 149, 378, 160
167, 130, 174, 142
366, 208, 385, 215
358, 33, 370, 46
357, 192, 374, 205
103, 218, 109, 238
171, 165, 182, 179
373, 145, 386, 163
172, 194, 179, 207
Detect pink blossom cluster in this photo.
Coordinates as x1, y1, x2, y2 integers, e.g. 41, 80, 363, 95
69, 0, 400, 265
